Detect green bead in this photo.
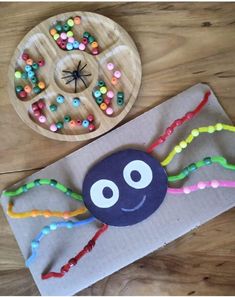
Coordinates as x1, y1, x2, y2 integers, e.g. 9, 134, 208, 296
21, 72, 28, 80
67, 18, 74, 27
83, 31, 90, 38
55, 23, 63, 32
33, 86, 41, 94
117, 97, 124, 106
96, 97, 103, 105
64, 115, 71, 123
65, 189, 72, 196
49, 104, 57, 112
56, 122, 63, 129
31, 76, 38, 84
15, 71, 22, 79
15, 85, 23, 93
88, 35, 95, 43
34, 179, 41, 186
117, 91, 124, 99
32, 63, 39, 70
50, 179, 57, 187
182, 168, 189, 176
22, 185, 28, 192
97, 80, 105, 87
188, 163, 197, 172
63, 24, 70, 32
203, 157, 212, 165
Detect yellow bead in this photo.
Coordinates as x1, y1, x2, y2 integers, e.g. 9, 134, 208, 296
208, 126, 215, 133
179, 141, 187, 148
191, 129, 199, 137
174, 145, 182, 153
53, 33, 59, 40
100, 86, 107, 94
215, 123, 223, 131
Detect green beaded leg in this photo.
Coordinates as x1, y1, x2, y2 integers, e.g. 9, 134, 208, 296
3, 179, 83, 201
168, 156, 235, 182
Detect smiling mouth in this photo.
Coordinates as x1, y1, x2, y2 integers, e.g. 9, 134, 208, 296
121, 195, 146, 212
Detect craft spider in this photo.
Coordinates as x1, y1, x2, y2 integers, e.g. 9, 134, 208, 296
3, 90, 235, 280
61, 60, 91, 92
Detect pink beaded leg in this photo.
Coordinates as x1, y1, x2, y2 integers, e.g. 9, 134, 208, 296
167, 180, 235, 195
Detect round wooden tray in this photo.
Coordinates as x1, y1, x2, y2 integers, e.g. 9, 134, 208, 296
8, 11, 142, 141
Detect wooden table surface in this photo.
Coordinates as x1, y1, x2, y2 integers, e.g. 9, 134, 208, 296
0, 2, 235, 296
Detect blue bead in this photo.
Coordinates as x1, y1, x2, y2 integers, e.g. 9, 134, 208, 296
25, 65, 32, 72
31, 240, 39, 249
42, 226, 50, 235
50, 179, 57, 187
66, 221, 74, 229
28, 70, 35, 78
73, 41, 80, 49
82, 120, 89, 128
50, 223, 57, 230
22, 185, 28, 192
66, 42, 73, 50
34, 179, 41, 186
56, 95, 65, 104
203, 157, 212, 165
72, 98, 80, 107
21, 72, 28, 80
188, 163, 197, 172
65, 189, 72, 196
94, 90, 101, 98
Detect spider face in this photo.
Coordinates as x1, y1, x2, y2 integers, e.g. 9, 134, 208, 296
83, 149, 168, 226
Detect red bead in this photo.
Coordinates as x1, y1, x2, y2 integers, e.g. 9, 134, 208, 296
82, 37, 88, 45
19, 91, 27, 98
186, 112, 194, 119
38, 59, 45, 67
87, 114, 94, 122
68, 258, 77, 267
34, 110, 41, 117
104, 98, 111, 105
32, 103, 39, 111
37, 99, 45, 109
61, 42, 66, 49
88, 124, 95, 132
56, 38, 62, 45
166, 127, 173, 136
77, 119, 82, 126
175, 119, 182, 126
92, 47, 99, 55
22, 52, 29, 61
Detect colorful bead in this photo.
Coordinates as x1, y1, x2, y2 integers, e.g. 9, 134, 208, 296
82, 37, 88, 45
98, 80, 105, 87
60, 32, 67, 40
63, 24, 70, 32
15, 71, 22, 79
31, 76, 38, 84
73, 41, 79, 49
32, 63, 39, 70
33, 86, 41, 94
72, 97, 80, 107
67, 31, 73, 38
117, 98, 124, 106
100, 86, 107, 94
68, 37, 75, 43
92, 48, 99, 55
104, 98, 111, 105
38, 81, 46, 90
66, 43, 73, 50
106, 107, 114, 115
55, 23, 63, 32
50, 28, 57, 36
69, 120, 76, 128
25, 65, 32, 72
88, 35, 95, 43
74, 16, 81, 25
37, 99, 45, 109
56, 122, 64, 129
42, 226, 50, 235
32, 103, 38, 111
82, 120, 89, 128
174, 145, 182, 153
49, 104, 57, 112
211, 180, 219, 188
83, 32, 90, 39
94, 90, 102, 98
28, 70, 35, 78
67, 19, 74, 27
191, 129, 199, 137
77, 119, 82, 126
38, 115, 46, 123
23, 85, 31, 94
78, 43, 85, 51
107, 90, 114, 98
89, 124, 95, 132
50, 223, 57, 230
38, 59, 45, 67
107, 62, 114, 70
183, 187, 191, 194
31, 241, 39, 249
56, 95, 65, 104
203, 157, 212, 165
96, 97, 103, 105
26, 58, 33, 65
87, 114, 94, 122
100, 103, 107, 111
19, 91, 27, 98
179, 141, 187, 148
197, 181, 206, 189
64, 115, 71, 123
16, 85, 24, 93
91, 41, 98, 48
114, 70, 121, 78
208, 126, 215, 133
111, 77, 118, 85
21, 72, 28, 80
188, 163, 197, 172
53, 33, 60, 40
33, 109, 41, 117
50, 123, 57, 132
22, 52, 29, 61
216, 123, 223, 131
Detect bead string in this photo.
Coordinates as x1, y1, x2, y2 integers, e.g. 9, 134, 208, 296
167, 180, 235, 194
3, 178, 83, 201
168, 156, 235, 182
146, 91, 211, 153
26, 217, 95, 267
161, 124, 235, 167
41, 223, 108, 279
7, 203, 87, 219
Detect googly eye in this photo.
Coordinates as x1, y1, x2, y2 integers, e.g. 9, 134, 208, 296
123, 160, 153, 189
90, 179, 119, 208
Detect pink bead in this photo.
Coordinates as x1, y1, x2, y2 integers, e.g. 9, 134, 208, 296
79, 43, 85, 51
104, 98, 111, 105
175, 119, 182, 126
56, 38, 62, 45
107, 90, 114, 98
82, 37, 88, 45
211, 180, 219, 188
87, 114, 94, 122
38, 115, 46, 123
107, 62, 114, 71
60, 32, 67, 40
106, 107, 113, 115
114, 70, 121, 78
61, 42, 66, 49
92, 48, 99, 55
33, 110, 41, 117
37, 99, 45, 109
50, 123, 57, 132
166, 127, 173, 136
183, 187, 191, 194
68, 37, 75, 43
32, 103, 38, 111
19, 91, 27, 98
77, 119, 82, 126
197, 182, 206, 189
89, 124, 95, 132
22, 52, 29, 61
38, 59, 45, 67
186, 112, 194, 120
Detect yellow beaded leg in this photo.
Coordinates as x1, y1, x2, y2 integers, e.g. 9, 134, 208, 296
161, 123, 235, 167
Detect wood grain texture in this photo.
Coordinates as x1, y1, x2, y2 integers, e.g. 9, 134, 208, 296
9, 11, 141, 141
0, 2, 235, 295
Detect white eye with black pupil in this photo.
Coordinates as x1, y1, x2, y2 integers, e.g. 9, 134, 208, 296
123, 160, 153, 189
90, 179, 119, 208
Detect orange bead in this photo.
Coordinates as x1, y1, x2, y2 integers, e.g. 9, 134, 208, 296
44, 210, 51, 218
91, 41, 98, 48
100, 103, 107, 111
63, 211, 70, 219
50, 28, 57, 36
24, 85, 32, 93
111, 77, 118, 85
38, 81, 46, 89
74, 16, 81, 25
69, 120, 76, 128
31, 210, 38, 217
26, 58, 33, 65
